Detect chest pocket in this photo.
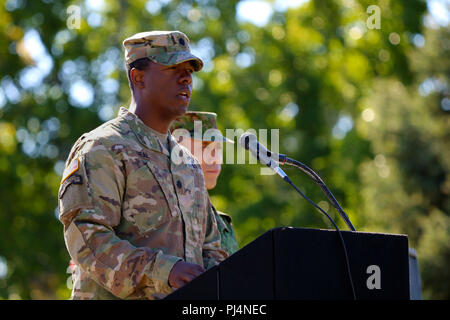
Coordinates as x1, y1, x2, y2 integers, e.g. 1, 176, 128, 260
123, 153, 180, 234
171, 163, 206, 226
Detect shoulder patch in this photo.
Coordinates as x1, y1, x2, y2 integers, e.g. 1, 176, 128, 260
58, 174, 83, 199
61, 157, 79, 184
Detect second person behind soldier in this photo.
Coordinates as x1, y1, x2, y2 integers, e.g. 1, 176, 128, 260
170, 112, 239, 256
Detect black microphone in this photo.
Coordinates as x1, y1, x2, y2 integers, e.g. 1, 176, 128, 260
239, 132, 288, 179
240, 132, 287, 162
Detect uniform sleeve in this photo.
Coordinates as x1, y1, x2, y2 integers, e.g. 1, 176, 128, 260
58, 140, 181, 299
202, 199, 228, 269
217, 213, 239, 256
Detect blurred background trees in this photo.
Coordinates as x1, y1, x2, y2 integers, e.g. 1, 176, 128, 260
0, 0, 448, 299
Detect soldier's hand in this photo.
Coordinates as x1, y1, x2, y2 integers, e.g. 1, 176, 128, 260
168, 261, 205, 288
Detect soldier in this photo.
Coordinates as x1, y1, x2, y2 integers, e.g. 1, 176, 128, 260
58, 31, 227, 300
170, 112, 239, 255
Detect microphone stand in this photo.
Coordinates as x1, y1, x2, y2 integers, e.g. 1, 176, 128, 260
276, 154, 356, 232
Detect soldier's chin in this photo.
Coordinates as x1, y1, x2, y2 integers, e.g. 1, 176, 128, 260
205, 177, 218, 190
172, 104, 189, 117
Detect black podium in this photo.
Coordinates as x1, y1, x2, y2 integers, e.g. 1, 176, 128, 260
165, 227, 410, 300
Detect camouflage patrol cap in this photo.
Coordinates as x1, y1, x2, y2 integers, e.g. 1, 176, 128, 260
170, 111, 234, 143
123, 30, 203, 71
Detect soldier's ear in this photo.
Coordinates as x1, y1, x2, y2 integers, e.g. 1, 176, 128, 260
130, 68, 145, 89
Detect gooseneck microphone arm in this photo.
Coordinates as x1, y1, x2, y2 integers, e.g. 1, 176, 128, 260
239, 132, 356, 231
277, 154, 356, 232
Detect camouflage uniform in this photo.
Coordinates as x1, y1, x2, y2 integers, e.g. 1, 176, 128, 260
170, 112, 239, 256
59, 31, 227, 300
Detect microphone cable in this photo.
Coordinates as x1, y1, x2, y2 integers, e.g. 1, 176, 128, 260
277, 155, 356, 232
281, 174, 357, 300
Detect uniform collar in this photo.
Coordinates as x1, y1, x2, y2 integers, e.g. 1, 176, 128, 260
218, 212, 232, 225
119, 106, 178, 156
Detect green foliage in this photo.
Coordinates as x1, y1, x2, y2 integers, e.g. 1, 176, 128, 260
0, 0, 448, 299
